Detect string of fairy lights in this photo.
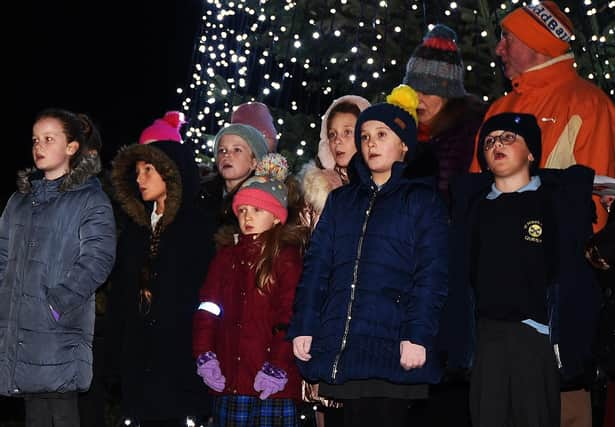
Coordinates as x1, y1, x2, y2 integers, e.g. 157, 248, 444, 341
177, 0, 614, 164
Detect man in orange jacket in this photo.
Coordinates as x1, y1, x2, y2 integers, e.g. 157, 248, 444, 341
469, 1, 615, 234
469, 2, 615, 426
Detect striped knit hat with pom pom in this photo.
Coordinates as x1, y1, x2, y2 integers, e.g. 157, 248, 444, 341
403, 24, 466, 99
232, 153, 290, 224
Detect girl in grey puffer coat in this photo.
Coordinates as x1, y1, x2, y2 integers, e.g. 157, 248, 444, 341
0, 108, 116, 425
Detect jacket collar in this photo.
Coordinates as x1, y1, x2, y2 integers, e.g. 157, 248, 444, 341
510, 53, 575, 95
17, 152, 101, 195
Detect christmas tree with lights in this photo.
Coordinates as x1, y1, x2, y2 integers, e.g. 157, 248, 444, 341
178, 0, 614, 173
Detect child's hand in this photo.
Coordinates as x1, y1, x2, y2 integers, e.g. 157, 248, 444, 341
196, 352, 226, 392
292, 336, 312, 361
400, 340, 426, 370
253, 362, 288, 400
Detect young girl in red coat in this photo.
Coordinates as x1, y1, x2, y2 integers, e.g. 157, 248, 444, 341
193, 153, 309, 426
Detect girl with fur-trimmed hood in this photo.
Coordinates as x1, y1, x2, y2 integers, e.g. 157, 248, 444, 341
105, 140, 214, 425
299, 95, 370, 231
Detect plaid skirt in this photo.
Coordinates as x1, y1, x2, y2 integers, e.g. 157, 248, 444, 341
213, 395, 299, 427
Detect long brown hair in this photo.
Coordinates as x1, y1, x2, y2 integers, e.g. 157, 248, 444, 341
214, 178, 310, 293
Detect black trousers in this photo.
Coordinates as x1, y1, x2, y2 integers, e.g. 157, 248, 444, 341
24, 392, 80, 427
470, 318, 560, 427
342, 397, 408, 427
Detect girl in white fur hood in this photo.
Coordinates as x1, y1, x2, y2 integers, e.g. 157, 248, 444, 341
299, 95, 370, 230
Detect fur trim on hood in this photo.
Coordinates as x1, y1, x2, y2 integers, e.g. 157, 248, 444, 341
297, 160, 343, 215
318, 95, 371, 170
16, 152, 102, 194
111, 141, 199, 230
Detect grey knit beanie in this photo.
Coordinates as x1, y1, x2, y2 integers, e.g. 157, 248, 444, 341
402, 24, 466, 99
213, 123, 269, 161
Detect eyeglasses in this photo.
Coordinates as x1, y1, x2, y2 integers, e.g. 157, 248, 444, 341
483, 132, 518, 151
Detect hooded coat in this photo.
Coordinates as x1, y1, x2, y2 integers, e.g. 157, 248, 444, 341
0, 154, 116, 396
106, 141, 215, 420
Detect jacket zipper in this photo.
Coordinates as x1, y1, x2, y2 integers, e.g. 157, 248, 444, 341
331, 187, 377, 381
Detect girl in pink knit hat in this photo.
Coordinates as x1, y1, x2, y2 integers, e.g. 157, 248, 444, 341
193, 153, 309, 426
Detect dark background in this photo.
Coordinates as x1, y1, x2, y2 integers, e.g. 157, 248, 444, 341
2, 0, 202, 208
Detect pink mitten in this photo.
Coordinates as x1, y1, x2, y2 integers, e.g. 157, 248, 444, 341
253, 362, 288, 400
196, 352, 226, 392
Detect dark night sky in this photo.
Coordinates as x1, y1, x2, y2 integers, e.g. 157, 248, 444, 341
3, 0, 202, 207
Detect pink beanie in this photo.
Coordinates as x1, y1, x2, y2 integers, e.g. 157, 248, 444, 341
231, 102, 278, 152
139, 111, 186, 144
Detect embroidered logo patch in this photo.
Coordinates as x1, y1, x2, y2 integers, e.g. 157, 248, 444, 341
524, 220, 543, 243
394, 117, 407, 130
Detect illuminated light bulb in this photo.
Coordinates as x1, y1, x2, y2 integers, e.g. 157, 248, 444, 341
450, 2, 458, 8
466, 65, 473, 71
310, 123, 316, 128
313, 32, 320, 39
294, 40, 301, 48
361, 81, 368, 88
351, 46, 358, 53
334, 30, 341, 37
390, 59, 397, 65
300, 141, 307, 146
367, 58, 374, 64
330, 58, 337, 64
373, 71, 380, 78
349, 74, 356, 82
481, 30, 488, 37
297, 148, 304, 156
445, 10, 451, 16
330, 8, 336, 13
277, 118, 284, 125
263, 88, 271, 95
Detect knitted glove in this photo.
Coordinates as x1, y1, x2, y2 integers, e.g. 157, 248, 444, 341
253, 362, 288, 400
196, 352, 226, 392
